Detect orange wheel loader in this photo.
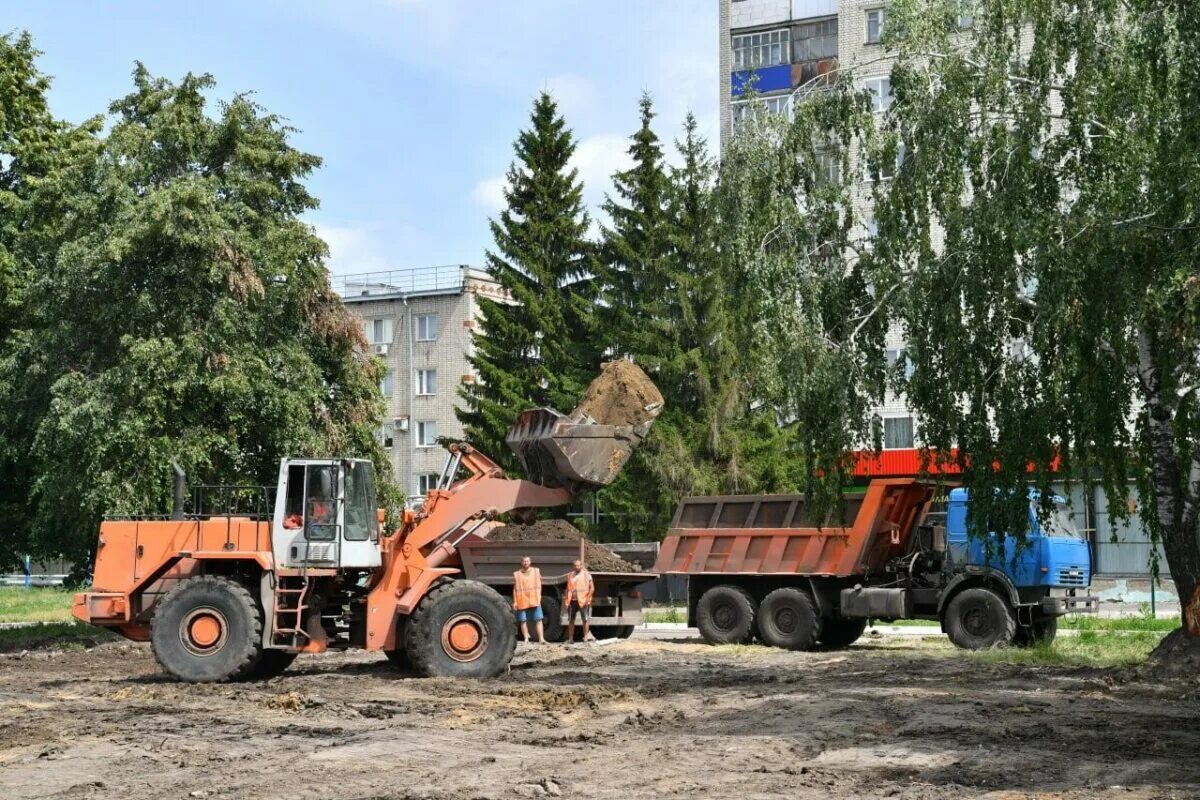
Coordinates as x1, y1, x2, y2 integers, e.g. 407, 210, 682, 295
72, 367, 661, 682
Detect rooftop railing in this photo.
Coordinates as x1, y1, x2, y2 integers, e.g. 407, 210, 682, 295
331, 265, 472, 299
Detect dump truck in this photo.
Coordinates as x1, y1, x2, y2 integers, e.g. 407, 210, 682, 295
654, 479, 1098, 651
72, 363, 662, 681
458, 536, 649, 641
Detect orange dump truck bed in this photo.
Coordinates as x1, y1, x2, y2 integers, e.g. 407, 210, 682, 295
654, 479, 934, 578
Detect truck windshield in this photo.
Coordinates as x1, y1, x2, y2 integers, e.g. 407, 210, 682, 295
344, 462, 379, 542
1039, 503, 1085, 540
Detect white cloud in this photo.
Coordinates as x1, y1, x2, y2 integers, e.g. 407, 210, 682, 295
471, 175, 509, 215
543, 74, 599, 122
313, 222, 392, 276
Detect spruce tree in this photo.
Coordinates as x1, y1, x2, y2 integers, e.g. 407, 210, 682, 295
459, 93, 597, 467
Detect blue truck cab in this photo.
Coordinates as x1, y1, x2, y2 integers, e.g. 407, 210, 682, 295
942, 488, 1098, 640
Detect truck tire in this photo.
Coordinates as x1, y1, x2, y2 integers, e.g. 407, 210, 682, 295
405, 579, 516, 678
758, 587, 822, 651
249, 649, 297, 679
150, 575, 263, 683
1014, 616, 1058, 647
819, 617, 867, 649
696, 585, 757, 644
540, 595, 565, 642
944, 587, 1016, 649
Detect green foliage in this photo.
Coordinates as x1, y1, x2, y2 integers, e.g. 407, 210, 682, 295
877, 0, 1200, 609
0, 586, 74, 623
0, 47, 388, 570
458, 92, 599, 468
715, 85, 884, 509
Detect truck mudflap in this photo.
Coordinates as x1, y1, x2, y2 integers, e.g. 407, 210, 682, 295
1040, 593, 1099, 616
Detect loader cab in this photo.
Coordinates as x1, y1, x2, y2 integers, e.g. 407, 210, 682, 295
272, 458, 382, 570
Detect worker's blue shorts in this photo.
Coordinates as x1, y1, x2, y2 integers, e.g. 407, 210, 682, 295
516, 605, 544, 623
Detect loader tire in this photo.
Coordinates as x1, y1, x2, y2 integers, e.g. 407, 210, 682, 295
405, 579, 516, 678
150, 576, 263, 683
249, 649, 297, 679
696, 585, 757, 644
758, 587, 822, 651
384, 648, 412, 670
818, 617, 867, 649
945, 587, 1016, 650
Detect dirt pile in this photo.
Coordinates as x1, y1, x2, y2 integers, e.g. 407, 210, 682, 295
489, 519, 640, 573
573, 360, 663, 427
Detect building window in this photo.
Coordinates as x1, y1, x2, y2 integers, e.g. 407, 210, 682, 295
867, 141, 906, 181
416, 420, 438, 447
417, 472, 440, 494
956, 0, 974, 28
732, 94, 792, 129
364, 318, 393, 345
732, 29, 791, 71
883, 416, 915, 449
416, 368, 437, 396
379, 369, 393, 398
886, 347, 915, 378
793, 19, 837, 62
865, 77, 893, 113
380, 421, 395, 449
866, 8, 887, 44
815, 149, 840, 185
863, 216, 878, 252
415, 313, 438, 342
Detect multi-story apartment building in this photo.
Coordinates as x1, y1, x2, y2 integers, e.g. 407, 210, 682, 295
335, 265, 506, 502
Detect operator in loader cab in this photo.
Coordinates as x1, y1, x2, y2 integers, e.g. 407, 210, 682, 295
565, 559, 595, 642
513, 556, 545, 643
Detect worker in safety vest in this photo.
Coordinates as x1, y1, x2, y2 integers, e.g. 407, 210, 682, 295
513, 556, 545, 643
564, 559, 595, 642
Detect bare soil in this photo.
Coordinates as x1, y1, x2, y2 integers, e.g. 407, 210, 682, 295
1, 636, 1198, 800
573, 360, 663, 428
489, 520, 641, 573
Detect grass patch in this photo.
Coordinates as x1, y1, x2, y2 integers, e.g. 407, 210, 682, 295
0, 586, 75, 623
0, 621, 117, 653
969, 630, 1166, 668
1061, 614, 1181, 632
643, 606, 686, 624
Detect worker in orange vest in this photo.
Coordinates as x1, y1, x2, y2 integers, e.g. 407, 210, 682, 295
513, 555, 545, 643
564, 559, 595, 643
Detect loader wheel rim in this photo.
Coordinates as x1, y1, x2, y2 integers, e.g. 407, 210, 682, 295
442, 612, 487, 662
181, 608, 228, 656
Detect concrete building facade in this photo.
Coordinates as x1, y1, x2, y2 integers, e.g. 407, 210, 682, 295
335, 266, 505, 502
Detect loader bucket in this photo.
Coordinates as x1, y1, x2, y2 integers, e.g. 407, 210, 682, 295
506, 361, 664, 489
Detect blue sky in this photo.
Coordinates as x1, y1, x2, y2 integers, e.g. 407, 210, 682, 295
6, 1, 718, 276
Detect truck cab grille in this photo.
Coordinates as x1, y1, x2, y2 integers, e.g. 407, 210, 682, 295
1057, 567, 1086, 586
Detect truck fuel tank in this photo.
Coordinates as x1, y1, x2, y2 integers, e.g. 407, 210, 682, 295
840, 586, 913, 619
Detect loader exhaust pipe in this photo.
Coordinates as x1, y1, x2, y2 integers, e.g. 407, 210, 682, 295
171, 461, 187, 521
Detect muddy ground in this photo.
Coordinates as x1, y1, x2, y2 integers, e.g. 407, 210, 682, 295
1, 636, 1198, 800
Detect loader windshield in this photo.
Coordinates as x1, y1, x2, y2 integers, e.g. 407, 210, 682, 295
344, 461, 378, 542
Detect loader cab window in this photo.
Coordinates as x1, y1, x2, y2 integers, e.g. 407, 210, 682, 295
343, 462, 379, 542
305, 465, 338, 541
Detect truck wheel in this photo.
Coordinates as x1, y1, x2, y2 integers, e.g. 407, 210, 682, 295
944, 587, 1016, 649
249, 649, 297, 679
818, 617, 867, 649
696, 585, 757, 644
540, 595, 565, 642
758, 587, 822, 651
405, 579, 516, 678
150, 576, 263, 682
1014, 616, 1058, 647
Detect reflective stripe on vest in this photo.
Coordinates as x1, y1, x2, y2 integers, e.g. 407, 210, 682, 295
513, 568, 541, 610
565, 570, 594, 607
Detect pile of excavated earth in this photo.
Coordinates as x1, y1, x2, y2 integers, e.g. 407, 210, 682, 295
573, 359, 664, 427
489, 519, 641, 573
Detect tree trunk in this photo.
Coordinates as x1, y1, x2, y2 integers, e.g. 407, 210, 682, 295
1139, 332, 1200, 644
